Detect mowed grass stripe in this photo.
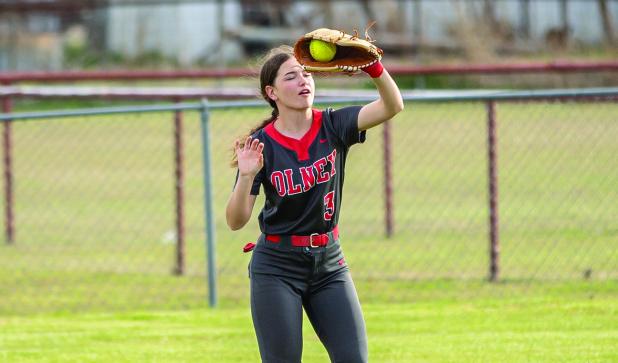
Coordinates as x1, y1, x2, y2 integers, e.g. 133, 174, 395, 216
1, 290, 616, 362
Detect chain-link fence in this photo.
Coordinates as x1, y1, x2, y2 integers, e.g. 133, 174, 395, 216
1, 89, 617, 314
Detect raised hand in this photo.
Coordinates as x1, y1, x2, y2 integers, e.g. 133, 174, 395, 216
236, 136, 264, 177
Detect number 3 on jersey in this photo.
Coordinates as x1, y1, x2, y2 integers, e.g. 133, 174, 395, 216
323, 191, 335, 221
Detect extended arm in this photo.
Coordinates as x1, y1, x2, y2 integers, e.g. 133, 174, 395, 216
357, 63, 404, 131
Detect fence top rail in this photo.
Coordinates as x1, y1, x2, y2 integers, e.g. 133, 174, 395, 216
0, 102, 205, 122
2, 86, 618, 104
0, 85, 257, 100
1, 87, 617, 122
1, 61, 618, 83
3, 86, 617, 102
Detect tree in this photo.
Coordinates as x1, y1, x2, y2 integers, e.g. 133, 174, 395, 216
598, 0, 615, 46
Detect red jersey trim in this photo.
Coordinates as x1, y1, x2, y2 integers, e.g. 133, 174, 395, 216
264, 109, 322, 161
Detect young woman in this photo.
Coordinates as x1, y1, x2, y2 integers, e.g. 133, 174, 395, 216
226, 45, 403, 363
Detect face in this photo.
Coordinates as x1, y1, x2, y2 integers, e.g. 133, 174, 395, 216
265, 57, 314, 110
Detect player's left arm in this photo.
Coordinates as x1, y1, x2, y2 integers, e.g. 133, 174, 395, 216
357, 65, 404, 131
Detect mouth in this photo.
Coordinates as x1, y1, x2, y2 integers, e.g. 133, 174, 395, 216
298, 89, 311, 96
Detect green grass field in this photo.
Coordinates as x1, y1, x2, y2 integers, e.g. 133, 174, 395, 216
1, 282, 616, 362
1, 100, 617, 361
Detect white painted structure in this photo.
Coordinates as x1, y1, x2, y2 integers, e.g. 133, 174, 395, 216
1, 0, 616, 70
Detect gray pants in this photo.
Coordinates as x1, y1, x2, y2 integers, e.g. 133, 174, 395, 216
249, 236, 368, 363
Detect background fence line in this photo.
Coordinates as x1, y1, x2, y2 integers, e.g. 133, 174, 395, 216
1, 88, 616, 311
2, 60, 618, 83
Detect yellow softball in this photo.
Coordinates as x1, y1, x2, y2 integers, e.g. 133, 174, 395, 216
309, 39, 337, 62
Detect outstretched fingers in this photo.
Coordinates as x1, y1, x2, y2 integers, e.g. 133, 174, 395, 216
237, 136, 264, 157
236, 136, 265, 175
250, 137, 261, 151
243, 136, 252, 152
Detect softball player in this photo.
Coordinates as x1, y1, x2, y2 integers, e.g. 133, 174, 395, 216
226, 45, 403, 363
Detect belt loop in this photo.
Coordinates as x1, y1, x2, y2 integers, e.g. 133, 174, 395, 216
309, 233, 320, 248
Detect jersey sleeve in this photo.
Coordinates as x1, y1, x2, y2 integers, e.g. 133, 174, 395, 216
249, 167, 264, 195
328, 106, 366, 147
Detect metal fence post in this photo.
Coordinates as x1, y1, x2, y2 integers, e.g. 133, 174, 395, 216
486, 101, 500, 282
1, 89, 14, 245
200, 99, 217, 307
173, 100, 185, 275
383, 120, 394, 238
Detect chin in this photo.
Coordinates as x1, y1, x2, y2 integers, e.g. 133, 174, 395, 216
291, 101, 313, 110
300, 97, 314, 108
280, 97, 314, 111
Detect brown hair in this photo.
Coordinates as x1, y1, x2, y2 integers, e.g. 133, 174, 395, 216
230, 46, 294, 167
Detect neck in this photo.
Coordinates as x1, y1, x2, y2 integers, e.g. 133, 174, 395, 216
274, 107, 313, 139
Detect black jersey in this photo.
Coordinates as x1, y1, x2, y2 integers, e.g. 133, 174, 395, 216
241, 106, 365, 235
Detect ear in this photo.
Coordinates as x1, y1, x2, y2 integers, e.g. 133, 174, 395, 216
265, 85, 278, 101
